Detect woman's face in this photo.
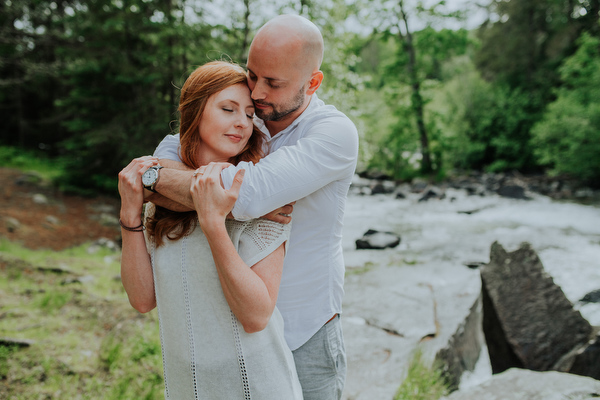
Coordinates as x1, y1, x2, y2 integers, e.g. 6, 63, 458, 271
197, 83, 255, 165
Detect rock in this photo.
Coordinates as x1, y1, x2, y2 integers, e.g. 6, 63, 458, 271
0, 337, 35, 348
37, 266, 73, 274
15, 172, 43, 186
342, 260, 482, 400
87, 237, 119, 254
435, 294, 485, 390
98, 213, 119, 227
32, 193, 49, 205
418, 187, 445, 202
357, 170, 392, 181
45, 215, 60, 225
411, 179, 429, 193
497, 184, 528, 199
580, 289, 600, 303
463, 261, 486, 269
395, 190, 407, 199
355, 229, 400, 250
441, 368, 600, 400
465, 184, 486, 196
567, 333, 600, 380
370, 182, 395, 195
481, 242, 593, 373
4, 216, 21, 232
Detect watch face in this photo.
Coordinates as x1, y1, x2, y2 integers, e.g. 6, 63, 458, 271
142, 168, 157, 186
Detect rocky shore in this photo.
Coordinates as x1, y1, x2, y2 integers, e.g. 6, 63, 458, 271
341, 173, 600, 399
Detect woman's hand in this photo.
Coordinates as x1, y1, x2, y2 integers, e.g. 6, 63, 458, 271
190, 162, 242, 231
118, 156, 159, 224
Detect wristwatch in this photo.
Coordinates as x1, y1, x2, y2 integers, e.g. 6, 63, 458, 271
142, 165, 164, 193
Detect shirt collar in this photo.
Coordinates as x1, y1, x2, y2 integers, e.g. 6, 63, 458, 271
254, 93, 321, 141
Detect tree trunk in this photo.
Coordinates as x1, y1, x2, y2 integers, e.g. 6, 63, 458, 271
239, 0, 251, 64
398, 0, 432, 173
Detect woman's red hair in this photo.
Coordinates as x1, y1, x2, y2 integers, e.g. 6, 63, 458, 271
146, 61, 266, 246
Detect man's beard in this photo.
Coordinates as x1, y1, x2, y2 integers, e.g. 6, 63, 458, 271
254, 86, 305, 122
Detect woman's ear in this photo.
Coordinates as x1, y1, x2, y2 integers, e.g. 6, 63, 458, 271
306, 71, 324, 95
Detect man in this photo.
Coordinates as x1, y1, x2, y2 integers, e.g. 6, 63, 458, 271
148, 15, 358, 399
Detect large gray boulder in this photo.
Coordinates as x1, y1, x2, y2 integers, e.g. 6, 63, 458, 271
481, 242, 593, 373
441, 368, 600, 400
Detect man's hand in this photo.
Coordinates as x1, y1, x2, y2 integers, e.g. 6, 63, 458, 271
261, 202, 295, 224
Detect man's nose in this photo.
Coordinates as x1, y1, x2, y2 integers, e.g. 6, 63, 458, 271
251, 80, 266, 100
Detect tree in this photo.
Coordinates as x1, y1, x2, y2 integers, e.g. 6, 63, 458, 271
0, 0, 77, 150
470, 0, 600, 175
475, 0, 599, 103
363, 0, 467, 176
531, 31, 600, 183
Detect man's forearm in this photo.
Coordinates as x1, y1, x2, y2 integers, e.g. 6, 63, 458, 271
153, 168, 195, 210
146, 192, 194, 212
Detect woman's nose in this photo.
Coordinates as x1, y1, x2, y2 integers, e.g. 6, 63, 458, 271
236, 114, 250, 128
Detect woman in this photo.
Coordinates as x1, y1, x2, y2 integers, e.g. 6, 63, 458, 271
118, 61, 303, 399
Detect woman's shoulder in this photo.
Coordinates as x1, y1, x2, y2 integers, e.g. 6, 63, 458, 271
227, 219, 291, 267
226, 218, 290, 240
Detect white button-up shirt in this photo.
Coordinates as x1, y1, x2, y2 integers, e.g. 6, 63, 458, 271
154, 94, 359, 350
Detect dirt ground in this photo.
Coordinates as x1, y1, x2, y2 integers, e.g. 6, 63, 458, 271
0, 168, 122, 251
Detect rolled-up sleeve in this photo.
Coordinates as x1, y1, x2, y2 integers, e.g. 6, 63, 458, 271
154, 134, 181, 161
222, 115, 358, 220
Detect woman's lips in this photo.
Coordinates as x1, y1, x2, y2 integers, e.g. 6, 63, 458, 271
225, 134, 242, 143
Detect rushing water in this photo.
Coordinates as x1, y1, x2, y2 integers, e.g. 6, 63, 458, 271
342, 186, 600, 325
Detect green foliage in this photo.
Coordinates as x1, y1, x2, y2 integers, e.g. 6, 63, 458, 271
443, 72, 540, 172
365, 26, 470, 178
394, 349, 450, 400
368, 96, 422, 180
0, 146, 65, 180
474, 0, 589, 98
51, 0, 196, 192
531, 31, 600, 183
468, 0, 600, 177
4, 0, 598, 192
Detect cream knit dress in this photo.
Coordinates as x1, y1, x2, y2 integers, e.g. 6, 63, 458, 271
149, 217, 303, 400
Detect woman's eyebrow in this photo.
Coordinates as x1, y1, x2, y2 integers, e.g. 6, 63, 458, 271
219, 99, 240, 106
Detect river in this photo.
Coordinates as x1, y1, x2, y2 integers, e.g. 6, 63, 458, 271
340, 182, 600, 398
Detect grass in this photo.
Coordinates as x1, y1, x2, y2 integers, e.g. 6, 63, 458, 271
394, 349, 451, 400
0, 240, 164, 399
0, 145, 66, 182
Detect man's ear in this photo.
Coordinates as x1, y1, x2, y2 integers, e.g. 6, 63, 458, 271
306, 71, 324, 95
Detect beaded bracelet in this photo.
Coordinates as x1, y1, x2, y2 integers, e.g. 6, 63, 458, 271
119, 219, 146, 232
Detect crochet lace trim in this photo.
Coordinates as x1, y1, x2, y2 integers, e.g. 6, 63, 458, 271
181, 237, 199, 399
151, 241, 170, 399
229, 219, 288, 253
230, 310, 252, 399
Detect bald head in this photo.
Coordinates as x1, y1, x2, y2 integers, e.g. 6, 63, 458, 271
250, 15, 324, 74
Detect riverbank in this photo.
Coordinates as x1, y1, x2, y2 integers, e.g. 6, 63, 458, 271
340, 178, 600, 399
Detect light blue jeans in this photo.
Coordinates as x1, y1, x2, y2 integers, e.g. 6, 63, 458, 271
292, 315, 347, 400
